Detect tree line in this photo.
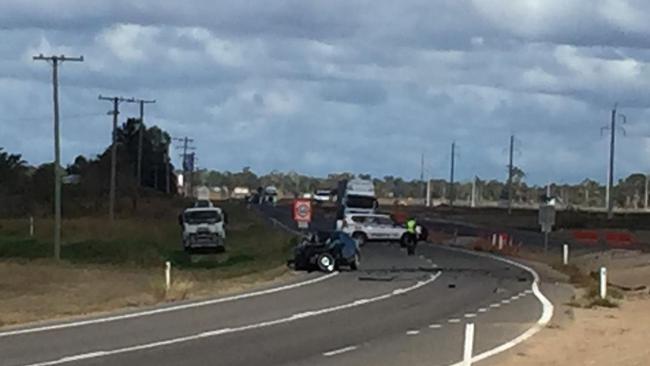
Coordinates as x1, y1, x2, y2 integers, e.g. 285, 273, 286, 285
196, 167, 649, 209
0, 118, 176, 217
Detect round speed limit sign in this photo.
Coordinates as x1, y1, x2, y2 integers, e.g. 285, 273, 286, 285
293, 199, 312, 223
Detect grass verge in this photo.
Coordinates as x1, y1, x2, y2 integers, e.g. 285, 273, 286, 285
0, 201, 298, 327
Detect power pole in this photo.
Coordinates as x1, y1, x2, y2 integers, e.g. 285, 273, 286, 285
449, 141, 456, 208
99, 95, 135, 222
420, 152, 425, 203
602, 104, 626, 219
174, 137, 195, 197
507, 134, 514, 215
165, 143, 171, 194
33, 54, 84, 260
471, 176, 477, 208
122, 99, 155, 187
643, 174, 648, 211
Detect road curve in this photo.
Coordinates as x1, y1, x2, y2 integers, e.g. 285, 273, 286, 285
0, 206, 552, 366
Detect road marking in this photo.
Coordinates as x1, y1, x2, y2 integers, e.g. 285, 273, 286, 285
323, 345, 358, 357
0, 272, 340, 338
428, 324, 442, 329
490, 303, 501, 308
464, 313, 476, 318
511, 295, 520, 300
406, 330, 420, 335
20, 273, 441, 366
448, 318, 461, 323
501, 299, 511, 304
437, 245, 554, 366
477, 308, 488, 313
524, 289, 533, 294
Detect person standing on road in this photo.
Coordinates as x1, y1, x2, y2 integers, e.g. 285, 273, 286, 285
405, 217, 418, 255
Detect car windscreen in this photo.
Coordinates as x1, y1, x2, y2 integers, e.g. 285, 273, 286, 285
184, 210, 222, 224
345, 195, 377, 209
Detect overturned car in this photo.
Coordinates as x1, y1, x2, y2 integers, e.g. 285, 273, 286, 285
291, 231, 360, 273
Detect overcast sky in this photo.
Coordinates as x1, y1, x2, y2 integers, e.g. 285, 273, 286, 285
2, 0, 650, 184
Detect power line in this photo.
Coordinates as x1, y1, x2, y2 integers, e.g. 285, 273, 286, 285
33, 53, 84, 261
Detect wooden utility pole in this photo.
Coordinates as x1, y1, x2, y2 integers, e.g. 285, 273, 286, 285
449, 142, 456, 208
125, 99, 156, 187
99, 95, 135, 222
507, 135, 514, 215
33, 54, 84, 260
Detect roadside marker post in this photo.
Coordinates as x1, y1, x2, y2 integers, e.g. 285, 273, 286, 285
600, 267, 607, 299
462, 323, 475, 366
165, 261, 172, 292
29, 216, 34, 237
562, 244, 569, 265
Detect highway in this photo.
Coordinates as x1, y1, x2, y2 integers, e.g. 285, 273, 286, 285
0, 206, 553, 366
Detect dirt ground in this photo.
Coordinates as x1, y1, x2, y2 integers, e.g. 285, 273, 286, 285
0, 259, 294, 329
492, 294, 650, 366
473, 241, 650, 366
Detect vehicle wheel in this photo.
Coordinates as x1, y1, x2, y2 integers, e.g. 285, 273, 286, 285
352, 232, 367, 247
350, 253, 360, 271
317, 253, 336, 273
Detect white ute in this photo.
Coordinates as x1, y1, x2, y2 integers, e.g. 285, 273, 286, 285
180, 206, 226, 252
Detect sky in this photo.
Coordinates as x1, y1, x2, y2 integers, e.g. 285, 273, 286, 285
2, 0, 650, 185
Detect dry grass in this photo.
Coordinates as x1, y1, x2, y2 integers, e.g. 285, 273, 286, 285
0, 201, 298, 328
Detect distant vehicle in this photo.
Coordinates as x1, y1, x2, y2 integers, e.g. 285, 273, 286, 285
179, 206, 226, 253
264, 185, 278, 205
336, 178, 378, 218
340, 212, 408, 246
291, 231, 360, 273
313, 189, 332, 203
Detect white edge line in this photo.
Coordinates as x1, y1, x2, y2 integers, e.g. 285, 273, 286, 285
438, 245, 554, 366
21, 272, 441, 366
0, 272, 339, 338
323, 345, 358, 357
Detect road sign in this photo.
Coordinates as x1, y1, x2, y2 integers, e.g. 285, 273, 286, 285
538, 204, 556, 233
293, 199, 312, 224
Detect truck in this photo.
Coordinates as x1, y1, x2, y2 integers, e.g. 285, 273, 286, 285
179, 205, 227, 253
336, 178, 378, 219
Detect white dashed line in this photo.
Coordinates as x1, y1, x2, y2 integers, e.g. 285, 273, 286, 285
464, 313, 477, 318
323, 346, 358, 357
448, 318, 461, 323
511, 295, 520, 300
406, 330, 420, 335
501, 299, 511, 304
490, 303, 501, 308
477, 308, 488, 313
524, 289, 533, 294
429, 324, 442, 329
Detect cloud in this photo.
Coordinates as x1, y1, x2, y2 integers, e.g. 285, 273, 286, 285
2, 1, 650, 185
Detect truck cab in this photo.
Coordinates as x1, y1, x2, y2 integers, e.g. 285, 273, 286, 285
180, 206, 226, 253
337, 178, 378, 218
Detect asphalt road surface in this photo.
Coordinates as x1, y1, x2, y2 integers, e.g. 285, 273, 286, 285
0, 205, 551, 366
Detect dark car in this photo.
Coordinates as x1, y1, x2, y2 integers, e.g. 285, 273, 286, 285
291, 231, 360, 273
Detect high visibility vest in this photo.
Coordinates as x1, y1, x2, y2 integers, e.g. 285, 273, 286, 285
406, 220, 416, 234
